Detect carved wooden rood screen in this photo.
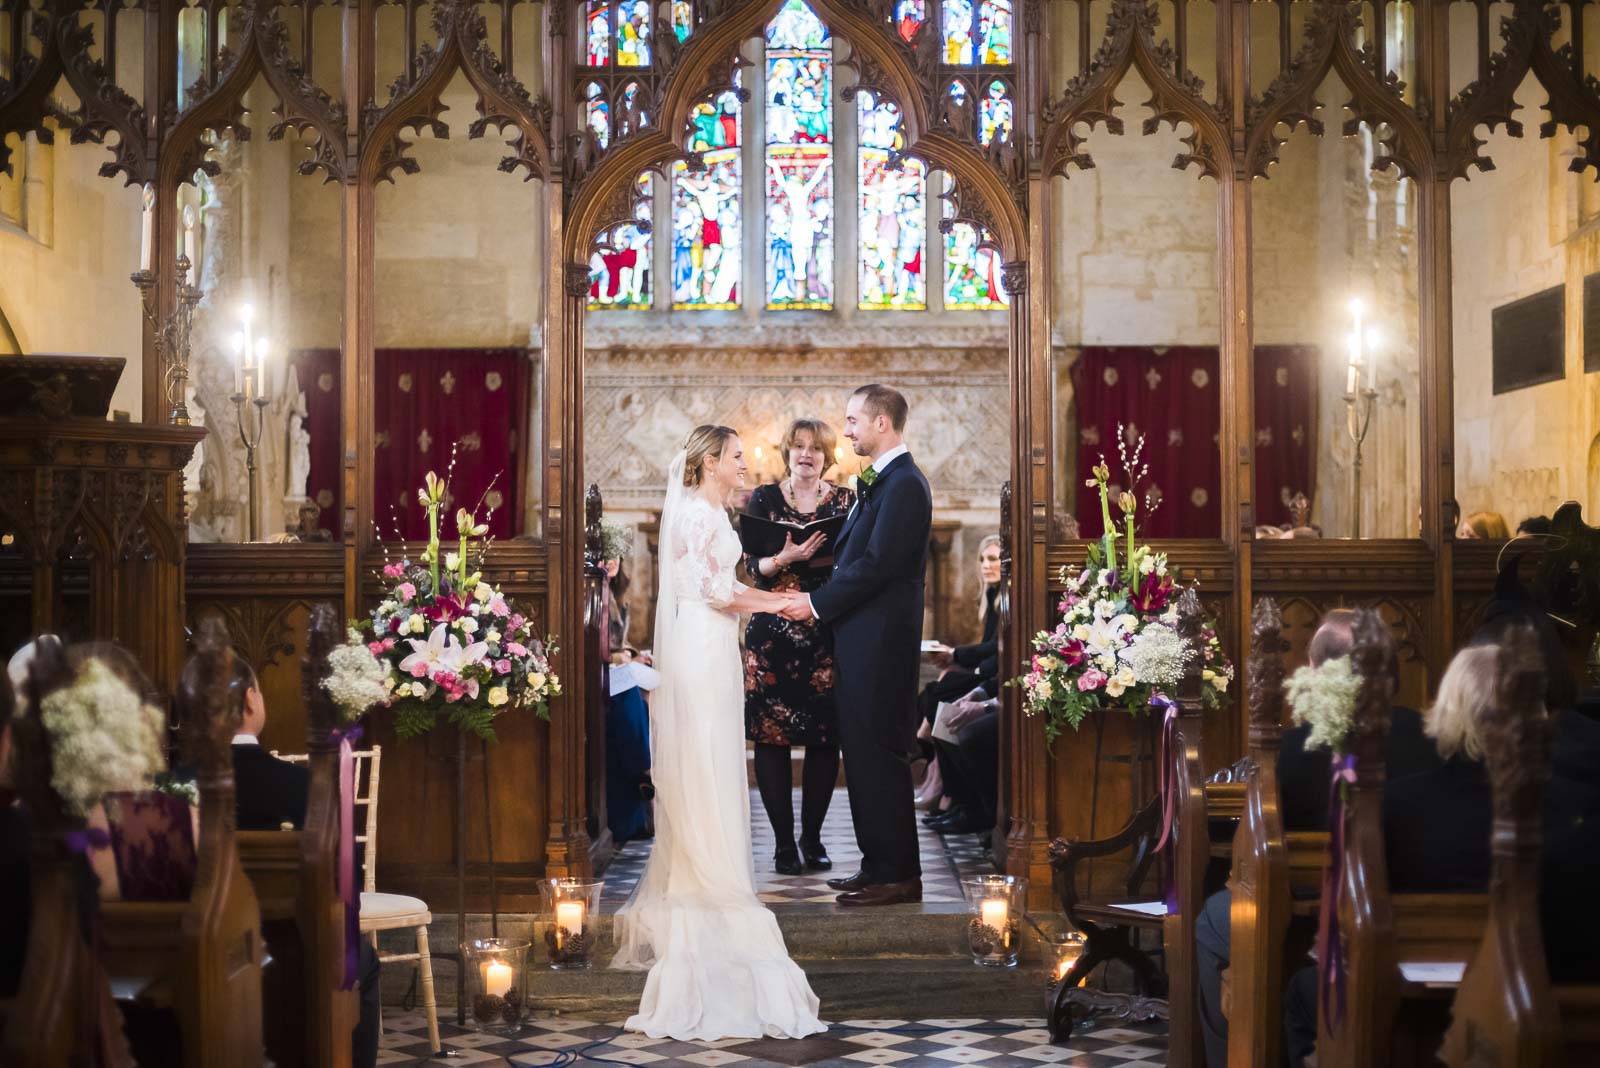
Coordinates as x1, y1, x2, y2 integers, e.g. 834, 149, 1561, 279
5, 0, 1599, 907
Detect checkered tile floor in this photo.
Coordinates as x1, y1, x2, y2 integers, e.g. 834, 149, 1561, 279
602, 789, 997, 909
377, 1013, 1168, 1066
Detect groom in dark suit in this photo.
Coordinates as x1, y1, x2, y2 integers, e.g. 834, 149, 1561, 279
780, 384, 931, 906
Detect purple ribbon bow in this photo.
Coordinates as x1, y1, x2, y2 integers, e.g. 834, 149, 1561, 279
1151, 695, 1181, 911
63, 826, 111, 855
333, 724, 364, 991
1316, 752, 1359, 1028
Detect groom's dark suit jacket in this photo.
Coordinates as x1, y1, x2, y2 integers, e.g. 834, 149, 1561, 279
811, 452, 932, 883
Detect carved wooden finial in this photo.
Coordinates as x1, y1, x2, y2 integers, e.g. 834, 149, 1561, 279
1349, 608, 1395, 748
998, 480, 1012, 583
1248, 598, 1288, 742
1482, 622, 1552, 841
1175, 588, 1204, 705
585, 483, 605, 568
302, 603, 342, 744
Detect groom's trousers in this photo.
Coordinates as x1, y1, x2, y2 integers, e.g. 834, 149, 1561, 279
837, 701, 922, 884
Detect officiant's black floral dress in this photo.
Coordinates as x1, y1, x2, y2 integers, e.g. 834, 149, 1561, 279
742, 480, 855, 746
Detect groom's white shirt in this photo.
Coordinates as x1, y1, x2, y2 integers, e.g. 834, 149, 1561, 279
807, 443, 909, 618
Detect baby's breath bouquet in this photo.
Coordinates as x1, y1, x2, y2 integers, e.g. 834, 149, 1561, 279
342, 469, 561, 741
1285, 656, 1362, 753
40, 659, 167, 816
1015, 426, 1233, 741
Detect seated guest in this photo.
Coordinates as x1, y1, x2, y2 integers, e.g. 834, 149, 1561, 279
1457, 510, 1510, 539
1516, 514, 1553, 536
917, 535, 1002, 810
1195, 609, 1441, 1068
928, 681, 1000, 838
180, 652, 380, 1068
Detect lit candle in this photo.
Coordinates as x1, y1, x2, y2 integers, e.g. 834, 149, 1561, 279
182, 204, 197, 263
1056, 959, 1071, 981
139, 184, 154, 271
1364, 327, 1381, 390
1346, 333, 1361, 395
481, 959, 513, 998
555, 901, 585, 946
980, 898, 1009, 933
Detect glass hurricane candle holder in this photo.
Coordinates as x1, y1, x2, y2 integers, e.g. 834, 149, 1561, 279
1044, 930, 1088, 986
461, 938, 529, 1035
539, 877, 603, 970
962, 874, 1026, 968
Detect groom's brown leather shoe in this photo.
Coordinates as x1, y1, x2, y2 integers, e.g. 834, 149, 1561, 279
836, 878, 922, 907
826, 870, 870, 892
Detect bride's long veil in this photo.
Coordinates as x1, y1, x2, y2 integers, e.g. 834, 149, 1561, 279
611, 450, 688, 967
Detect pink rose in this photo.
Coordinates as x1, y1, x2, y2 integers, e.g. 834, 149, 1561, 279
383, 562, 405, 579
367, 642, 384, 656
397, 582, 417, 603
495, 659, 512, 675
1078, 669, 1108, 692
508, 614, 525, 630
382, 637, 396, 650
505, 641, 527, 657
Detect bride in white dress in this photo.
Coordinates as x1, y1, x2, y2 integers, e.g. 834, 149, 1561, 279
612, 425, 826, 1041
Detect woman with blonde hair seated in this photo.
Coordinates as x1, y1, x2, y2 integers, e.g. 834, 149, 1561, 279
1457, 510, 1510, 540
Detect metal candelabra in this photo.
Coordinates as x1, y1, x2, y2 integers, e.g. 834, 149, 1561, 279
231, 327, 271, 542
1343, 385, 1378, 540
130, 256, 203, 426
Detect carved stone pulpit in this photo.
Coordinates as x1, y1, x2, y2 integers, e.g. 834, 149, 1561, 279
0, 356, 206, 694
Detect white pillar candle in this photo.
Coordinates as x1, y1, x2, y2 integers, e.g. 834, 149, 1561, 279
139, 185, 154, 272
182, 204, 196, 263
980, 898, 1008, 932
555, 901, 585, 945
481, 960, 513, 998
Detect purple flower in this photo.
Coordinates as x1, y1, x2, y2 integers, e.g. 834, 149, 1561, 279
494, 659, 512, 675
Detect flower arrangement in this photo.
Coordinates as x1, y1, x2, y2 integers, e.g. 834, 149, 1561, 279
599, 518, 634, 562
40, 659, 167, 816
346, 470, 561, 741
1015, 427, 1233, 740
1285, 656, 1362, 753
325, 635, 393, 722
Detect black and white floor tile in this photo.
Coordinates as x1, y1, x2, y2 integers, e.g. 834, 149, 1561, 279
601, 789, 990, 909
377, 1013, 1168, 1066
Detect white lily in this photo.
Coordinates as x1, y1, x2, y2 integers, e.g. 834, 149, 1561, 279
398, 623, 489, 679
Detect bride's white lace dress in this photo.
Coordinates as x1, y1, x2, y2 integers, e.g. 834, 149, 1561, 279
612, 488, 825, 1040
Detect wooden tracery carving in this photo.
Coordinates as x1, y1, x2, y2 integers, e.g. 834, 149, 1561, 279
1039, 0, 1228, 181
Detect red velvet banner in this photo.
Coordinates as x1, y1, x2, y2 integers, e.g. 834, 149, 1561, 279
290, 348, 533, 541
1070, 345, 1317, 539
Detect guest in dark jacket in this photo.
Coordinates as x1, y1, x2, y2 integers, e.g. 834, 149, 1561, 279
184, 652, 379, 1068
1197, 608, 1441, 1068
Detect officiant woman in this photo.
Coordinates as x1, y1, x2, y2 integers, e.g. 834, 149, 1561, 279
743, 418, 857, 875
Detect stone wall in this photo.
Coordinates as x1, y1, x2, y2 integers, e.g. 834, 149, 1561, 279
1452, 76, 1600, 527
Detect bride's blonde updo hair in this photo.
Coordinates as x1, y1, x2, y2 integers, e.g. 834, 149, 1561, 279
682, 425, 738, 488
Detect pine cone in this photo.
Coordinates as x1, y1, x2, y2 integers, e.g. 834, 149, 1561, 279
473, 994, 503, 1023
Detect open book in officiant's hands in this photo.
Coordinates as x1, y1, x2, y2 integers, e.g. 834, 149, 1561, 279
737, 512, 846, 561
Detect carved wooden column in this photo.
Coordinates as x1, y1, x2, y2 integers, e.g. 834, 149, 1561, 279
140, 0, 179, 423
1419, 0, 1456, 676
1001, 256, 1052, 903
341, 0, 375, 616
1218, 0, 1252, 754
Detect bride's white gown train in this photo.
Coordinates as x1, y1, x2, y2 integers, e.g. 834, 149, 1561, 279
612, 489, 825, 1040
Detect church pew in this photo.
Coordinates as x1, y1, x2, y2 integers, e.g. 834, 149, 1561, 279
1316, 610, 1488, 1067
1438, 624, 1600, 1066
97, 619, 265, 1068
234, 604, 356, 1068
1, 639, 135, 1068
1226, 598, 1329, 1068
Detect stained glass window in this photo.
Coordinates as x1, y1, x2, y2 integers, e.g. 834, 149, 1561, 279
978, 0, 1012, 64
764, 0, 834, 310
589, 174, 653, 310
585, 3, 611, 66
943, 183, 1006, 310
943, 0, 974, 64
857, 92, 926, 310
893, 0, 926, 42
617, 0, 651, 65
979, 79, 1012, 145
672, 0, 693, 42
672, 89, 742, 309
585, 83, 610, 148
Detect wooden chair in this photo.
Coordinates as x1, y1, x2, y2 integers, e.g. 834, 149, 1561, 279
96, 618, 266, 1068
1226, 597, 1329, 1068
1, 638, 136, 1068
1316, 610, 1488, 1066
1439, 624, 1600, 1066
1047, 591, 1218, 1051
236, 604, 357, 1068
353, 745, 441, 1055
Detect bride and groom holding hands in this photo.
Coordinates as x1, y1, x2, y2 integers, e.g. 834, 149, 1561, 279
611, 384, 933, 1041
